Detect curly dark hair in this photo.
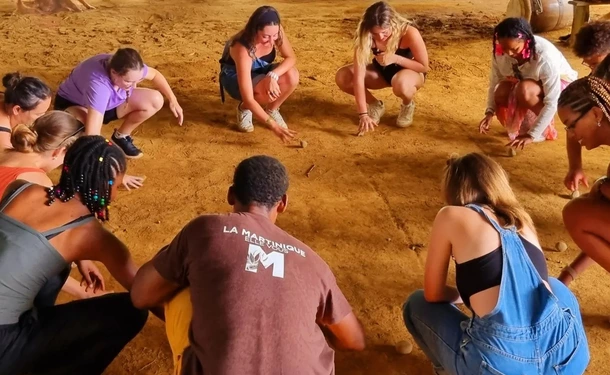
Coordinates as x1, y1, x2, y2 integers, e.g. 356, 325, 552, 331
232, 155, 289, 209
574, 21, 610, 58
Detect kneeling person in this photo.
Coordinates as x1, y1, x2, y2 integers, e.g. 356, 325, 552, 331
131, 155, 365, 375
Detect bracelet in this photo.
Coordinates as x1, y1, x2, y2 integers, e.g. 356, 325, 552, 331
265, 116, 274, 124
266, 71, 279, 81
562, 266, 578, 281
358, 112, 368, 117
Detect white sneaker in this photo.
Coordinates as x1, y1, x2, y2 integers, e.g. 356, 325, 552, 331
266, 108, 288, 129
236, 103, 253, 133
367, 100, 385, 124
397, 101, 415, 128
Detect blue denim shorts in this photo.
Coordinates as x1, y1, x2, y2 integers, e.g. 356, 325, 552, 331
220, 63, 278, 102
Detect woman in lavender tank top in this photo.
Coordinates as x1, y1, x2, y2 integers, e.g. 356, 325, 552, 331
54, 48, 183, 164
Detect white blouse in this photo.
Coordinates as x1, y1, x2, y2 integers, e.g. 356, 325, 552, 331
486, 35, 578, 139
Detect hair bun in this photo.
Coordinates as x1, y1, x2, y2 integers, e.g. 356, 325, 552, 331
2, 72, 22, 90
11, 124, 38, 153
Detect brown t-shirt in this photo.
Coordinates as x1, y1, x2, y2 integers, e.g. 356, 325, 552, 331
153, 212, 353, 375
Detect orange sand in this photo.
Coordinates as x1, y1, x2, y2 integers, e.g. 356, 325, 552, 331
1, 0, 610, 373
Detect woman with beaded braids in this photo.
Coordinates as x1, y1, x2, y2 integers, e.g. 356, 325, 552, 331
556, 55, 610, 287
0, 135, 148, 375
0, 110, 109, 301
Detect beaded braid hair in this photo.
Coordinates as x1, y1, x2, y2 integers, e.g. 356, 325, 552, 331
46, 135, 127, 222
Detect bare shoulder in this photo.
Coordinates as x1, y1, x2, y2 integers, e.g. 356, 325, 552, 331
402, 24, 422, 41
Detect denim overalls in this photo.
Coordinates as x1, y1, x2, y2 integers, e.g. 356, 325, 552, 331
403, 204, 590, 375
218, 40, 276, 103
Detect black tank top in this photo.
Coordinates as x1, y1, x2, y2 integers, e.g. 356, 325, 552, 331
455, 235, 548, 308
221, 39, 276, 66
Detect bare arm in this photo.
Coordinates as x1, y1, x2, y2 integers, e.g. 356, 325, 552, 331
567, 132, 583, 171
271, 27, 297, 76
392, 27, 429, 74
353, 50, 368, 114
131, 260, 182, 309
233, 44, 278, 127
82, 227, 139, 292
424, 208, 462, 304
144, 67, 179, 105
318, 312, 366, 351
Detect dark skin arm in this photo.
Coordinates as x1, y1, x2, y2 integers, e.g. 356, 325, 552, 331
317, 312, 366, 351
130, 260, 182, 320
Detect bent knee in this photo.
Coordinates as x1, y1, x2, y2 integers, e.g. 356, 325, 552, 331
335, 66, 354, 89
285, 67, 300, 86
392, 83, 416, 99
515, 80, 541, 104
149, 90, 164, 112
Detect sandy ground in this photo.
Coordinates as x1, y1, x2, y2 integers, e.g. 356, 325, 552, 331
1, 0, 610, 373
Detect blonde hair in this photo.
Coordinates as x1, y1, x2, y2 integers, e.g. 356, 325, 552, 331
11, 111, 83, 153
354, 1, 412, 66
443, 153, 534, 232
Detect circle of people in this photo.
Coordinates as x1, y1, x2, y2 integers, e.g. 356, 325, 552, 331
0, 2, 608, 374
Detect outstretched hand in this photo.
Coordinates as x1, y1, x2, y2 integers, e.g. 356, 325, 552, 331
506, 134, 533, 150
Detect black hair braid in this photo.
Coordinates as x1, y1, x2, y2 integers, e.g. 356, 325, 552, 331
587, 76, 610, 122
46, 135, 127, 222
492, 17, 537, 61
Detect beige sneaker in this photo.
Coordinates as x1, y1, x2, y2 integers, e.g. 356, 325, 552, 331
266, 108, 288, 129
236, 103, 253, 133
397, 101, 415, 128
367, 100, 385, 124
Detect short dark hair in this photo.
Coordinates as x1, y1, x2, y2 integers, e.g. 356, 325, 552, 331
2, 72, 51, 110
232, 155, 289, 209
574, 21, 610, 58
109, 48, 144, 76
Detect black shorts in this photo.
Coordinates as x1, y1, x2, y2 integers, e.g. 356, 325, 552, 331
372, 60, 427, 85
53, 94, 119, 125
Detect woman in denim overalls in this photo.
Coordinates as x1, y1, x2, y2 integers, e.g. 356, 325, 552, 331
218, 5, 298, 143
403, 153, 589, 374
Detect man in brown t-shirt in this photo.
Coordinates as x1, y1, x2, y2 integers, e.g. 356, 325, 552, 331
131, 155, 366, 375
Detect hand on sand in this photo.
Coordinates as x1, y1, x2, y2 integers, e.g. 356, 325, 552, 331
271, 124, 296, 144
122, 174, 145, 191
76, 260, 106, 294
169, 100, 184, 126
358, 114, 378, 136
479, 114, 493, 134
506, 134, 533, 150
564, 168, 589, 192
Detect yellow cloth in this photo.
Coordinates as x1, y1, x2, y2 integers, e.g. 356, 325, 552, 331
165, 288, 193, 375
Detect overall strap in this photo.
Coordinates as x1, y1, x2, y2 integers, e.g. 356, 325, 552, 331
464, 204, 514, 234
0, 182, 34, 212
41, 214, 96, 239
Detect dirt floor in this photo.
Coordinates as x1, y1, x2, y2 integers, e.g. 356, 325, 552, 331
2, 0, 610, 373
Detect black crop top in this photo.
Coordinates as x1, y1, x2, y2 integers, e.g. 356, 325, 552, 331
455, 235, 548, 308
